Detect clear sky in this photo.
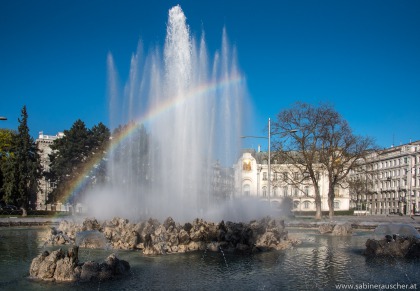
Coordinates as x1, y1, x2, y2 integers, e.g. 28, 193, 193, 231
1, 0, 419, 149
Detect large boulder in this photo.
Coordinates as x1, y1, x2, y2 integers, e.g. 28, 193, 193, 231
364, 223, 420, 258
29, 246, 130, 282
319, 223, 334, 234
30, 247, 77, 281
318, 223, 353, 236
364, 236, 420, 258
332, 223, 353, 236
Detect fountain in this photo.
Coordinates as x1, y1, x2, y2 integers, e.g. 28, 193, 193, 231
83, 5, 248, 222
1, 5, 420, 290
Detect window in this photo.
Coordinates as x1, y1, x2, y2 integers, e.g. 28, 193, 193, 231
304, 186, 309, 197
303, 201, 310, 209
273, 187, 278, 197
293, 201, 299, 209
262, 186, 267, 197
263, 172, 267, 181
243, 184, 250, 196
273, 173, 278, 181
293, 172, 299, 180
334, 201, 340, 209
334, 186, 340, 197
293, 187, 299, 197
283, 186, 288, 197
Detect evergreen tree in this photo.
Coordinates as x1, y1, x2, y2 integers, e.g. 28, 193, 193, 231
0, 129, 15, 201
1, 106, 41, 215
47, 120, 110, 203
88, 122, 110, 184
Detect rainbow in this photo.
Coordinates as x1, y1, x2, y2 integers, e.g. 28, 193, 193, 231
58, 75, 245, 206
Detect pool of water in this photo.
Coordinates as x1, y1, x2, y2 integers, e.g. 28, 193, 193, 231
1, 227, 419, 290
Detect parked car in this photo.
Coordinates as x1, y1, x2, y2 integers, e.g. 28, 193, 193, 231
414, 211, 420, 216
1, 204, 18, 211
3, 205, 18, 211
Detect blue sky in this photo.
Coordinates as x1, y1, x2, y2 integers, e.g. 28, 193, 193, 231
0, 0, 419, 149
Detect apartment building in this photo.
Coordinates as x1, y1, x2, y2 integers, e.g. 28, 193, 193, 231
35, 131, 63, 209
349, 141, 420, 215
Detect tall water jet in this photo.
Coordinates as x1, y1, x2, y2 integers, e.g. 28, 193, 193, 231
84, 5, 248, 222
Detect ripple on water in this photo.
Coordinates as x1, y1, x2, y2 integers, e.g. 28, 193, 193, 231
1, 228, 420, 290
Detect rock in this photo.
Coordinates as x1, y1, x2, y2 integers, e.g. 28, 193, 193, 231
41, 216, 299, 255
29, 246, 130, 282
75, 230, 108, 249
82, 218, 101, 231
30, 249, 64, 280
332, 223, 352, 236
29, 251, 49, 278
103, 253, 130, 276
54, 257, 77, 281
50, 227, 59, 236
188, 241, 205, 251
183, 222, 193, 232
319, 223, 334, 234
364, 236, 420, 258
206, 242, 220, 252
80, 261, 100, 281
163, 217, 176, 230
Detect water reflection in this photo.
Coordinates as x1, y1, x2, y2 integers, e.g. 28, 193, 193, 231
0, 227, 419, 290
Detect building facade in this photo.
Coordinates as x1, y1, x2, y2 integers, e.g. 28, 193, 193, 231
35, 131, 63, 210
234, 149, 350, 213
349, 141, 420, 215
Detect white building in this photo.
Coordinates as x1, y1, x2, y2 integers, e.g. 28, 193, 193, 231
349, 141, 420, 215
234, 149, 350, 213
35, 131, 63, 209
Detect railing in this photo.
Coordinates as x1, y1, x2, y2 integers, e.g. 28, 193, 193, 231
0, 209, 23, 216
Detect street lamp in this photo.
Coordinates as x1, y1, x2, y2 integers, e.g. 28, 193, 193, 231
241, 118, 297, 204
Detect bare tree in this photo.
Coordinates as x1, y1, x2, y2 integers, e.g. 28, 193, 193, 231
271, 102, 325, 219
272, 102, 376, 219
347, 156, 376, 212
317, 104, 376, 218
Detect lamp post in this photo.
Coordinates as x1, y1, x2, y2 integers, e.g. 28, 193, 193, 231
241, 118, 297, 204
